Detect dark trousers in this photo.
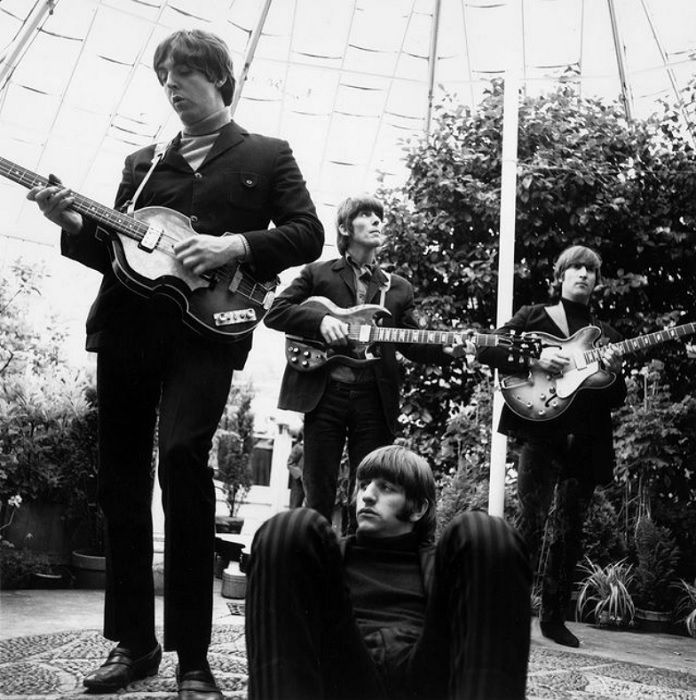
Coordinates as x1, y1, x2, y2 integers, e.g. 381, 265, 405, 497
517, 435, 596, 622
246, 508, 531, 700
303, 381, 393, 522
96, 326, 235, 653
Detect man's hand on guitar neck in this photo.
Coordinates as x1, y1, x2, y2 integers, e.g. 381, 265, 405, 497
26, 175, 83, 236
599, 345, 622, 373
174, 233, 248, 275
443, 337, 477, 359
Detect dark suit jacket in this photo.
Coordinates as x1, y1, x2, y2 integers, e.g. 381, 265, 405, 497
61, 120, 324, 368
478, 302, 627, 483
264, 258, 448, 433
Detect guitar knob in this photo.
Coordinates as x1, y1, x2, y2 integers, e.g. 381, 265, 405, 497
537, 409, 546, 416
551, 401, 558, 407
301, 360, 309, 367
290, 357, 298, 363
539, 393, 546, 400
303, 351, 310, 357
290, 346, 297, 353
526, 402, 532, 408
549, 387, 556, 395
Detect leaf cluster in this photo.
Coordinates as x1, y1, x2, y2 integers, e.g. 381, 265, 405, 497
214, 384, 255, 516
576, 557, 635, 627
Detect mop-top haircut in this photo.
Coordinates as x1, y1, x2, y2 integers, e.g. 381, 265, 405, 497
335, 195, 385, 256
552, 244, 602, 294
354, 445, 437, 544
153, 29, 236, 106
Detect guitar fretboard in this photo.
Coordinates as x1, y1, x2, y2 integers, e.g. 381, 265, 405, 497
583, 322, 696, 362
347, 325, 502, 347
0, 155, 149, 245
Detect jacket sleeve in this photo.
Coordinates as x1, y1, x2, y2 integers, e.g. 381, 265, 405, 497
477, 305, 535, 374
240, 140, 324, 275
264, 264, 327, 337
60, 155, 138, 275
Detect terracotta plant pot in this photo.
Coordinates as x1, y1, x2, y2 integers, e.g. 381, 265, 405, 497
71, 550, 106, 589
635, 607, 672, 634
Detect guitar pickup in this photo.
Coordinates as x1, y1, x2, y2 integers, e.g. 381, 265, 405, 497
213, 308, 257, 327
139, 225, 162, 252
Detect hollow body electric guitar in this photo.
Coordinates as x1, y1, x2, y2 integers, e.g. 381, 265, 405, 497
499, 322, 696, 421
0, 155, 277, 342
285, 296, 539, 371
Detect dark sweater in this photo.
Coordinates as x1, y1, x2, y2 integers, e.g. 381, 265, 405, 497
344, 531, 425, 635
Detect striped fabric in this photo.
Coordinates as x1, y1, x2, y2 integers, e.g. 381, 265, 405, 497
246, 508, 531, 700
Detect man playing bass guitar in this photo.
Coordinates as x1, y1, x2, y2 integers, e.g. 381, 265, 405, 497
264, 194, 465, 528
478, 245, 626, 649
27, 29, 323, 700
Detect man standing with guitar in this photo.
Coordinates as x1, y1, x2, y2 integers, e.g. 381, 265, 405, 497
478, 245, 626, 648
264, 195, 464, 528
26, 29, 323, 699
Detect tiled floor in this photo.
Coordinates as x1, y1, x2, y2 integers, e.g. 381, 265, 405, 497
1, 582, 696, 698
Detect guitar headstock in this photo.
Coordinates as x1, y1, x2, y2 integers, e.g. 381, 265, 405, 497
495, 331, 543, 366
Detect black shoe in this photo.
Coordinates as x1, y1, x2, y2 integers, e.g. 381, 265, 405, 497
83, 643, 162, 691
540, 621, 580, 648
176, 666, 223, 700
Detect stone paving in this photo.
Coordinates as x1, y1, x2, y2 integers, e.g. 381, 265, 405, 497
1, 623, 696, 699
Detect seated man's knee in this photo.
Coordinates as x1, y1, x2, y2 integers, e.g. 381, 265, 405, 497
251, 507, 336, 563
439, 510, 527, 565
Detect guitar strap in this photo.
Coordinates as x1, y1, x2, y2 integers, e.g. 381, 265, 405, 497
126, 141, 168, 215
545, 302, 570, 337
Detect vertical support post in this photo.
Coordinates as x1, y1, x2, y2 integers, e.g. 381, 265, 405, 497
0, 0, 58, 92
606, 0, 633, 121
269, 421, 292, 513
424, 0, 443, 134
230, 0, 274, 116
488, 70, 520, 518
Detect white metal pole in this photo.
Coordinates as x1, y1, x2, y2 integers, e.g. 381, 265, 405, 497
424, 0, 443, 134
487, 69, 519, 517
0, 0, 58, 92
230, 0, 274, 116
606, 0, 633, 121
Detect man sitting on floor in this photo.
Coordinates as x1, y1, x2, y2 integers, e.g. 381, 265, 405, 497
245, 445, 532, 699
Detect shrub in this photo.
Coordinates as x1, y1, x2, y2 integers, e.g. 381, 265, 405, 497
576, 557, 635, 627
673, 579, 696, 637
634, 517, 680, 612
581, 487, 627, 567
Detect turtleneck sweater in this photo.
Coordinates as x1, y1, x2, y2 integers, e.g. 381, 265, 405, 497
344, 530, 425, 635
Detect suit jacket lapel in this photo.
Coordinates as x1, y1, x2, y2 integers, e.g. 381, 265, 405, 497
332, 258, 356, 298
200, 120, 246, 169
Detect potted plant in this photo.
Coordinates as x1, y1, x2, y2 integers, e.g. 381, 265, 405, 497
633, 517, 680, 632
672, 579, 696, 638
214, 385, 255, 533
576, 557, 636, 628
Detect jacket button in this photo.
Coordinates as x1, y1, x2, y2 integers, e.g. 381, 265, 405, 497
194, 172, 203, 179
245, 178, 253, 186
191, 215, 199, 223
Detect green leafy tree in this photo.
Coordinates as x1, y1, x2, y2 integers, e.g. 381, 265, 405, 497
215, 384, 255, 516
379, 77, 696, 473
